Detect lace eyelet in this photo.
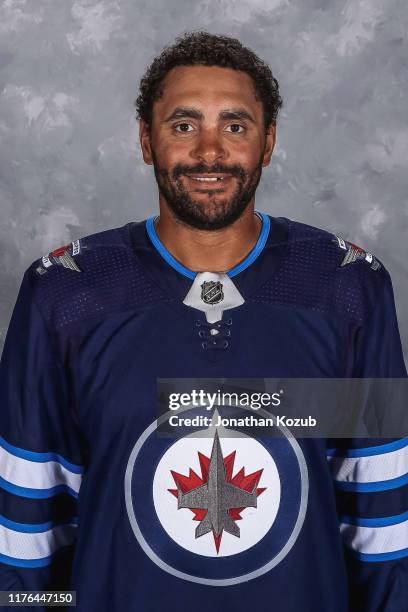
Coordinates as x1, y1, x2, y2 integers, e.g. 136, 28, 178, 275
195, 320, 202, 327
225, 330, 231, 337
198, 330, 205, 338
201, 342, 208, 350
223, 340, 229, 348
226, 318, 233, 325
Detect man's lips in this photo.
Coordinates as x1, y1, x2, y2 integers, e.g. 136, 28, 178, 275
184, 173, 233, 185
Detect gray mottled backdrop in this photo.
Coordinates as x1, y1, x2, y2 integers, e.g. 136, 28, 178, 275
0, 0, 407, 360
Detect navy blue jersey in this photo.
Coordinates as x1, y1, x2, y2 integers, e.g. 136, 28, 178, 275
0, 212, 407, 611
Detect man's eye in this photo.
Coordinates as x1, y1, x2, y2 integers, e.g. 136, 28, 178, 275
225, 124, 245, 133
174, 123, 194, 132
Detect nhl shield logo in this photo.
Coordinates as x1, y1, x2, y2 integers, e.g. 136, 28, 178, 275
201, 281, 224, 305
124, 405, 308, 585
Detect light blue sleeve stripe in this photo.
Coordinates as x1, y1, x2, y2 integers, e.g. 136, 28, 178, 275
327, 437, 408, 458
0, 552, 55, 568
335, 472, 408, 492
347, 547, 408, 562
0, 435, 84, 474
0, 514, 79, 533
0, 476, 79, 499
340, 509, 408, 527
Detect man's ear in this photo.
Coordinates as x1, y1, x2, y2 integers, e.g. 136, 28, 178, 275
139, 119, 153, 165
262, 123, 276, 167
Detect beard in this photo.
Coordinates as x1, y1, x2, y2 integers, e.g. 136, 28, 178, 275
150, 150, 264, 230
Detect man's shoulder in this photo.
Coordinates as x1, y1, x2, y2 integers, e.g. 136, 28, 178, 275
284, 216, 385, 276
30, 223, 133, 279
24, 220, 165, 331
262, 216, 390, 324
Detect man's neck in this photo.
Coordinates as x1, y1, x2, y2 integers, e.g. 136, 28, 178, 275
154, 203, 262, 273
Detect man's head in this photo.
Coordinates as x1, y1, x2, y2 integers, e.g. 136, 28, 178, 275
135, 31, 283, 230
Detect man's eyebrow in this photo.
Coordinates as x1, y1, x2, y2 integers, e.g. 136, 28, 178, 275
163, 107, 203, 122
218, 109, 256, 124
163, 107, 256, 124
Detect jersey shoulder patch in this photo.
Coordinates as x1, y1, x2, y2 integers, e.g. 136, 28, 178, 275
33, 225, 128, 278
35, 239, 82, 276
332, 234, 381, 271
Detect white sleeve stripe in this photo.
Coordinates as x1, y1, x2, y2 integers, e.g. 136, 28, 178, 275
0, 522, 77, 561
327, 443, 408, 484
340, 516, 408, 556
0, 436, 83, 473
0, 446, 82, 494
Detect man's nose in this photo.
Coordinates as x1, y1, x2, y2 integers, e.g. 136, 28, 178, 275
191, 128, 226, 165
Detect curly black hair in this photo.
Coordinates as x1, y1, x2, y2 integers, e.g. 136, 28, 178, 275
135, 31, 283, 132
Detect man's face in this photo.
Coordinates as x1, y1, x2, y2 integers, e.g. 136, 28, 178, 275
140, 65, 275, 230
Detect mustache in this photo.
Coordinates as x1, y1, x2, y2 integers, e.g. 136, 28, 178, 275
172, 163, 246, 180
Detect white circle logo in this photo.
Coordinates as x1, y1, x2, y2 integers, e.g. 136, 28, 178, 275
124, 406, 308, 586
152, 432, 281, 557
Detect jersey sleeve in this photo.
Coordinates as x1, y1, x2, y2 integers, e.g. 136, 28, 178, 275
328, 269, 408, 611
0, 266, 85, 597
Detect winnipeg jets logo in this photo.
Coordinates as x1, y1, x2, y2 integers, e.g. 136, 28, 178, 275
125, 405, 308, 585
49, 244, 81, 272
201, 281, 224, 305
37, 239, 82, 275
333, 235, 381, 271
169, 430, 265, 553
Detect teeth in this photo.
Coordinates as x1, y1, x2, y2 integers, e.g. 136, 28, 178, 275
192, 177, 221, 182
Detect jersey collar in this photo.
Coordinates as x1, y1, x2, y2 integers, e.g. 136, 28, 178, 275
126, 212, 288, 302
145, 211, 270, 280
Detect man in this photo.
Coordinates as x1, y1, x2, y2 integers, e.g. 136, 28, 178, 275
0, 31, 407, 611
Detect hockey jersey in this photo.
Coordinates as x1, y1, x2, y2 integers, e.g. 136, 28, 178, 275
0, 212, 407, 611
